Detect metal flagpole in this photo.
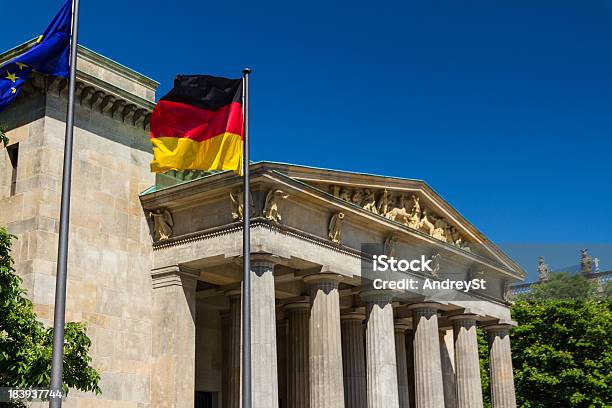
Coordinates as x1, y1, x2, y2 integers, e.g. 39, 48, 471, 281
241, 67, 252, 408
49, 0, 81, 406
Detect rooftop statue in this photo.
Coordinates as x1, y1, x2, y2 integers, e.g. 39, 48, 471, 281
580, 249, 593, 275
537, 256, 550, 282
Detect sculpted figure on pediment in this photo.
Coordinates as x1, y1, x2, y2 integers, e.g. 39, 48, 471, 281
352, 189, 364, 206
328, 212, 345, 243
330, 185, 341, 198
150, 209, 173, 241
432, 216, 449, 242
385, 205, 409, 225
377, 189, 392, 216
339, 187, 352, 202
407, 195, 421, 229
398, 194, 409, 211
264, 189, 289, 223
362, 189, 378, 214
419, 210, 435, 236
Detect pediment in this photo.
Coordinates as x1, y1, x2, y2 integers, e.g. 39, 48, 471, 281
263, 162, 525, 277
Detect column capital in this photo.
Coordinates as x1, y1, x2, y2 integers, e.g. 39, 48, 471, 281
407, 302, 443, 311
449, 314, 478, 323
251, 252, 281, 262
361, 289, 394, 304
341, 311, 366, 322
394, 321, 410, 333
483, 324, 514, 335
284, 300, 310, 311
303, 272, 344, 285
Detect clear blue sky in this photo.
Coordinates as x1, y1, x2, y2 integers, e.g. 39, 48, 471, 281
2, 0, 611, 279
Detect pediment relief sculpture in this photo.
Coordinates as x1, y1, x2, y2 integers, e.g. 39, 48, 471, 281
329, 185, 470, 251
264, 189, 289, 223
328, 212, 345, 244
229, 189, 255, 221
150, 209, 173, 241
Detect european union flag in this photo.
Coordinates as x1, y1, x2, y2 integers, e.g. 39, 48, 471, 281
0, 0, 72, 112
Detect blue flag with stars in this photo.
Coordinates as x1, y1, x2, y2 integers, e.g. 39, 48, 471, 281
0, 0, 72, 112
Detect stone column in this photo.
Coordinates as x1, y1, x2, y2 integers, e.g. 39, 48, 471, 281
394, 322, 411, 408
365, 292, 399, 408
486, 325, 517, 408
439, 328, 457, 408
341, 312, 366, 408
277, 318, 288, 408
285, 301, 310, 408
305, 274, 345, 408
223, 291, 241, 408
221, 312, 230, 408
451, 315, 484, 408
409, 303, 445, 408
250, 255, 279, 408
404, 330, 416, 408
151, 265, 198, 408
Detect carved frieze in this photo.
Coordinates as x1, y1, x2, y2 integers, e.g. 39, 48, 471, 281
329, 185, 470, 250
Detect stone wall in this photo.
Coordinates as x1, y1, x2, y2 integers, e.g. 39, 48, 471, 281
0, 66, 155, 406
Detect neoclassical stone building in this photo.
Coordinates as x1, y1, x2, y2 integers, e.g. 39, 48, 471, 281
0, 42, 524, 408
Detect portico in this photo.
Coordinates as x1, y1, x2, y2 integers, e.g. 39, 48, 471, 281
140, 162, 524, 408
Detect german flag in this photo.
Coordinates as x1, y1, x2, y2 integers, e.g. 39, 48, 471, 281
150, 75, 244, 174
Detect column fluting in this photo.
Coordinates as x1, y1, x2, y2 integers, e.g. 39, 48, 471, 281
341, 312, 367, 408
410, 303, 445, 408
451, 315, 484, 408
226, 291, 241, 408
440, 328, 457, 408
305, 274, 345, 408
394, 322, 411, 408
365, 293, 400, 408
286, 301, 310, 408
486, 325, 517, 408
250, 256, 279, 408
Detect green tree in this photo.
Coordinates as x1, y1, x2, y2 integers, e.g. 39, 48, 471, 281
478, 273, 611, 407
511, 300, 611, 407
478, 328, 492, 408
517, 272, 598, 301
0, 227, 101, 401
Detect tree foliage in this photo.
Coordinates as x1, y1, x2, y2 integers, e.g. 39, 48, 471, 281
0, 227, 101, 397
517, 272, 599, 302
511, 300, 611, 407
479, 272, 611, 407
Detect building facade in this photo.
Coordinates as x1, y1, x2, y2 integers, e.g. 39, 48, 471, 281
0, 43, 525, 408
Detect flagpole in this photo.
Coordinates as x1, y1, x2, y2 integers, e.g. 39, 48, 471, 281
241, 67, 252, 408
49, 0, 80, 406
